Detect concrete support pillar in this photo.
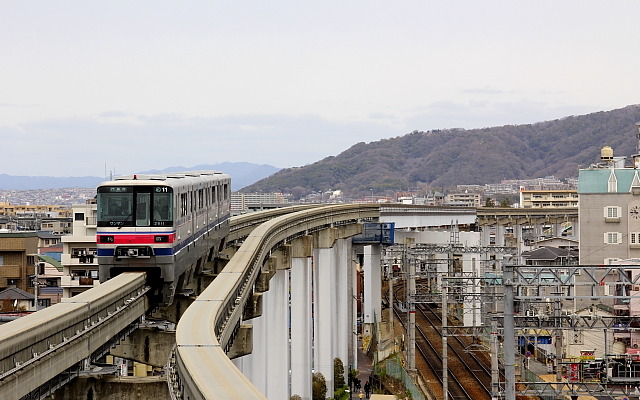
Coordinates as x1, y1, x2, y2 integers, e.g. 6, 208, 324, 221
245, 309, 267, 394
552, 222, 560, 237
265, 269, 289, 400
515, 223, 524, 253
231, 354, 244, 376
313, 228, 338, 393
351, 257, 359, 371
291, 236, 313, 400
291, 257, 313, 399
313, 245, 338, 392
480, 225, 491, 246
363, 244, 381, 333
335, 238, 352, 381
495, 224, 506, 246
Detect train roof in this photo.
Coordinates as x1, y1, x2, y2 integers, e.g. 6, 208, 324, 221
98, 170, 230, 187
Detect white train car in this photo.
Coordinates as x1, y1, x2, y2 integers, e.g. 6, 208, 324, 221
97, 171, 231, 305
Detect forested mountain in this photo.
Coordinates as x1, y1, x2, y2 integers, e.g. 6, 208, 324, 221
242, 105, 640, 198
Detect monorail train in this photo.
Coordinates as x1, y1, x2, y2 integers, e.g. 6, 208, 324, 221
96, 171, 231, 305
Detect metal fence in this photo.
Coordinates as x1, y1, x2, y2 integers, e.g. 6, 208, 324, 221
376, 359, 425, 400
522, 368, 555, 400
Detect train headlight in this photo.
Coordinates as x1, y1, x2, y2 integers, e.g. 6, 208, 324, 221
99, 236, 115, 243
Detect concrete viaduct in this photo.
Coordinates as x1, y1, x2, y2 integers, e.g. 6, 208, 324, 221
0, 204, 578, 400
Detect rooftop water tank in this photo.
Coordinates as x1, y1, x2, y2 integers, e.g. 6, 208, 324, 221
601, 146, 613, 161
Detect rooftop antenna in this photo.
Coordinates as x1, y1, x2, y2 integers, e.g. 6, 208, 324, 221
636, 122, 640, 155
633, 122, 640, 168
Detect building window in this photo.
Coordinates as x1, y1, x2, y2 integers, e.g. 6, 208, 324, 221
630, 232, 640, 248
604, 232, 622, 244
604, 206, 621, 222
74, 212, 84, 221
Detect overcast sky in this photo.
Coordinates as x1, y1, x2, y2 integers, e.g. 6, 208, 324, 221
1, 1, 638, 178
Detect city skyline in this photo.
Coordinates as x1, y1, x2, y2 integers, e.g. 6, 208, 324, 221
2, 1, 639, 177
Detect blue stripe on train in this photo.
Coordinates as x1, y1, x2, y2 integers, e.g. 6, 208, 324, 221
154, 248, 174, 256
97, 248, 174, 256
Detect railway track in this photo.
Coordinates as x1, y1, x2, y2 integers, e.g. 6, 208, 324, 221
417, 303, 492, 399
393, 281, 497, 399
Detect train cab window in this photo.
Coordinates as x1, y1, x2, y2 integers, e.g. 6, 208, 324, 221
97, 187, 134, 227
98, 186, 173, 227
136, 192, 150, 226
153, 189, 173, 226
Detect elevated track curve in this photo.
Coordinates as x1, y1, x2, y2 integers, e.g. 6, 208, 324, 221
0, 204, 580, 400
171, 203, 379, 399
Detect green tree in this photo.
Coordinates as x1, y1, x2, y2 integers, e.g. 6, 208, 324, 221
485, 197, 495, 207
312, 372, 327, 400
334, 358, 346, 390
500, 198, 511, 207
290, 395, 302, 400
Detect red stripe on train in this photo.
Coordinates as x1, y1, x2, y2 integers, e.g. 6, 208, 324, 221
97, 233, 175, 245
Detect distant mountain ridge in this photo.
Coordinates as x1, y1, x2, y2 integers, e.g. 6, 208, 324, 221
242, 105, 640, 198
0, 162, 280, 190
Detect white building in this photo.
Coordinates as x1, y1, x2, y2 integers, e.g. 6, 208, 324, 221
60, 201, 100, 298
231, 192, 289, 214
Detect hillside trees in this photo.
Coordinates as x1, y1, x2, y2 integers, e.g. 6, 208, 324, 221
241, 105, 640, 198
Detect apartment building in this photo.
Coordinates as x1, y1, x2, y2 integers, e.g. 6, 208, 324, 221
519, 189, 578, 208
578, 163, 640, 265
0, 202, 71, 218
444, 192, 481, 207
0, 232, 38, 295
231, 192, 288, 214
60, 201, 100, 297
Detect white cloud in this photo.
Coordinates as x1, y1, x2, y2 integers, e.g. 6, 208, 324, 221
1, 1, 639, 177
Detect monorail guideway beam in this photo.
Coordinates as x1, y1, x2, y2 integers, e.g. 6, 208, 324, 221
171, 204, 380, 400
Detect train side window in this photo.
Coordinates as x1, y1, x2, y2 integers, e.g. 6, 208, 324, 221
180, 193, 188, 217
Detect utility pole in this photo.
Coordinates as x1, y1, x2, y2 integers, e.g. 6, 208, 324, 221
491, 317, 500, 399
503, 263, 516, 400
32, 262, 39, 312
442, 282, 449, 399
407, 247, 416, 377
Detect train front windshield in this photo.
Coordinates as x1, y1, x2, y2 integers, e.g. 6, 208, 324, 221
97, 186, 173, 227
